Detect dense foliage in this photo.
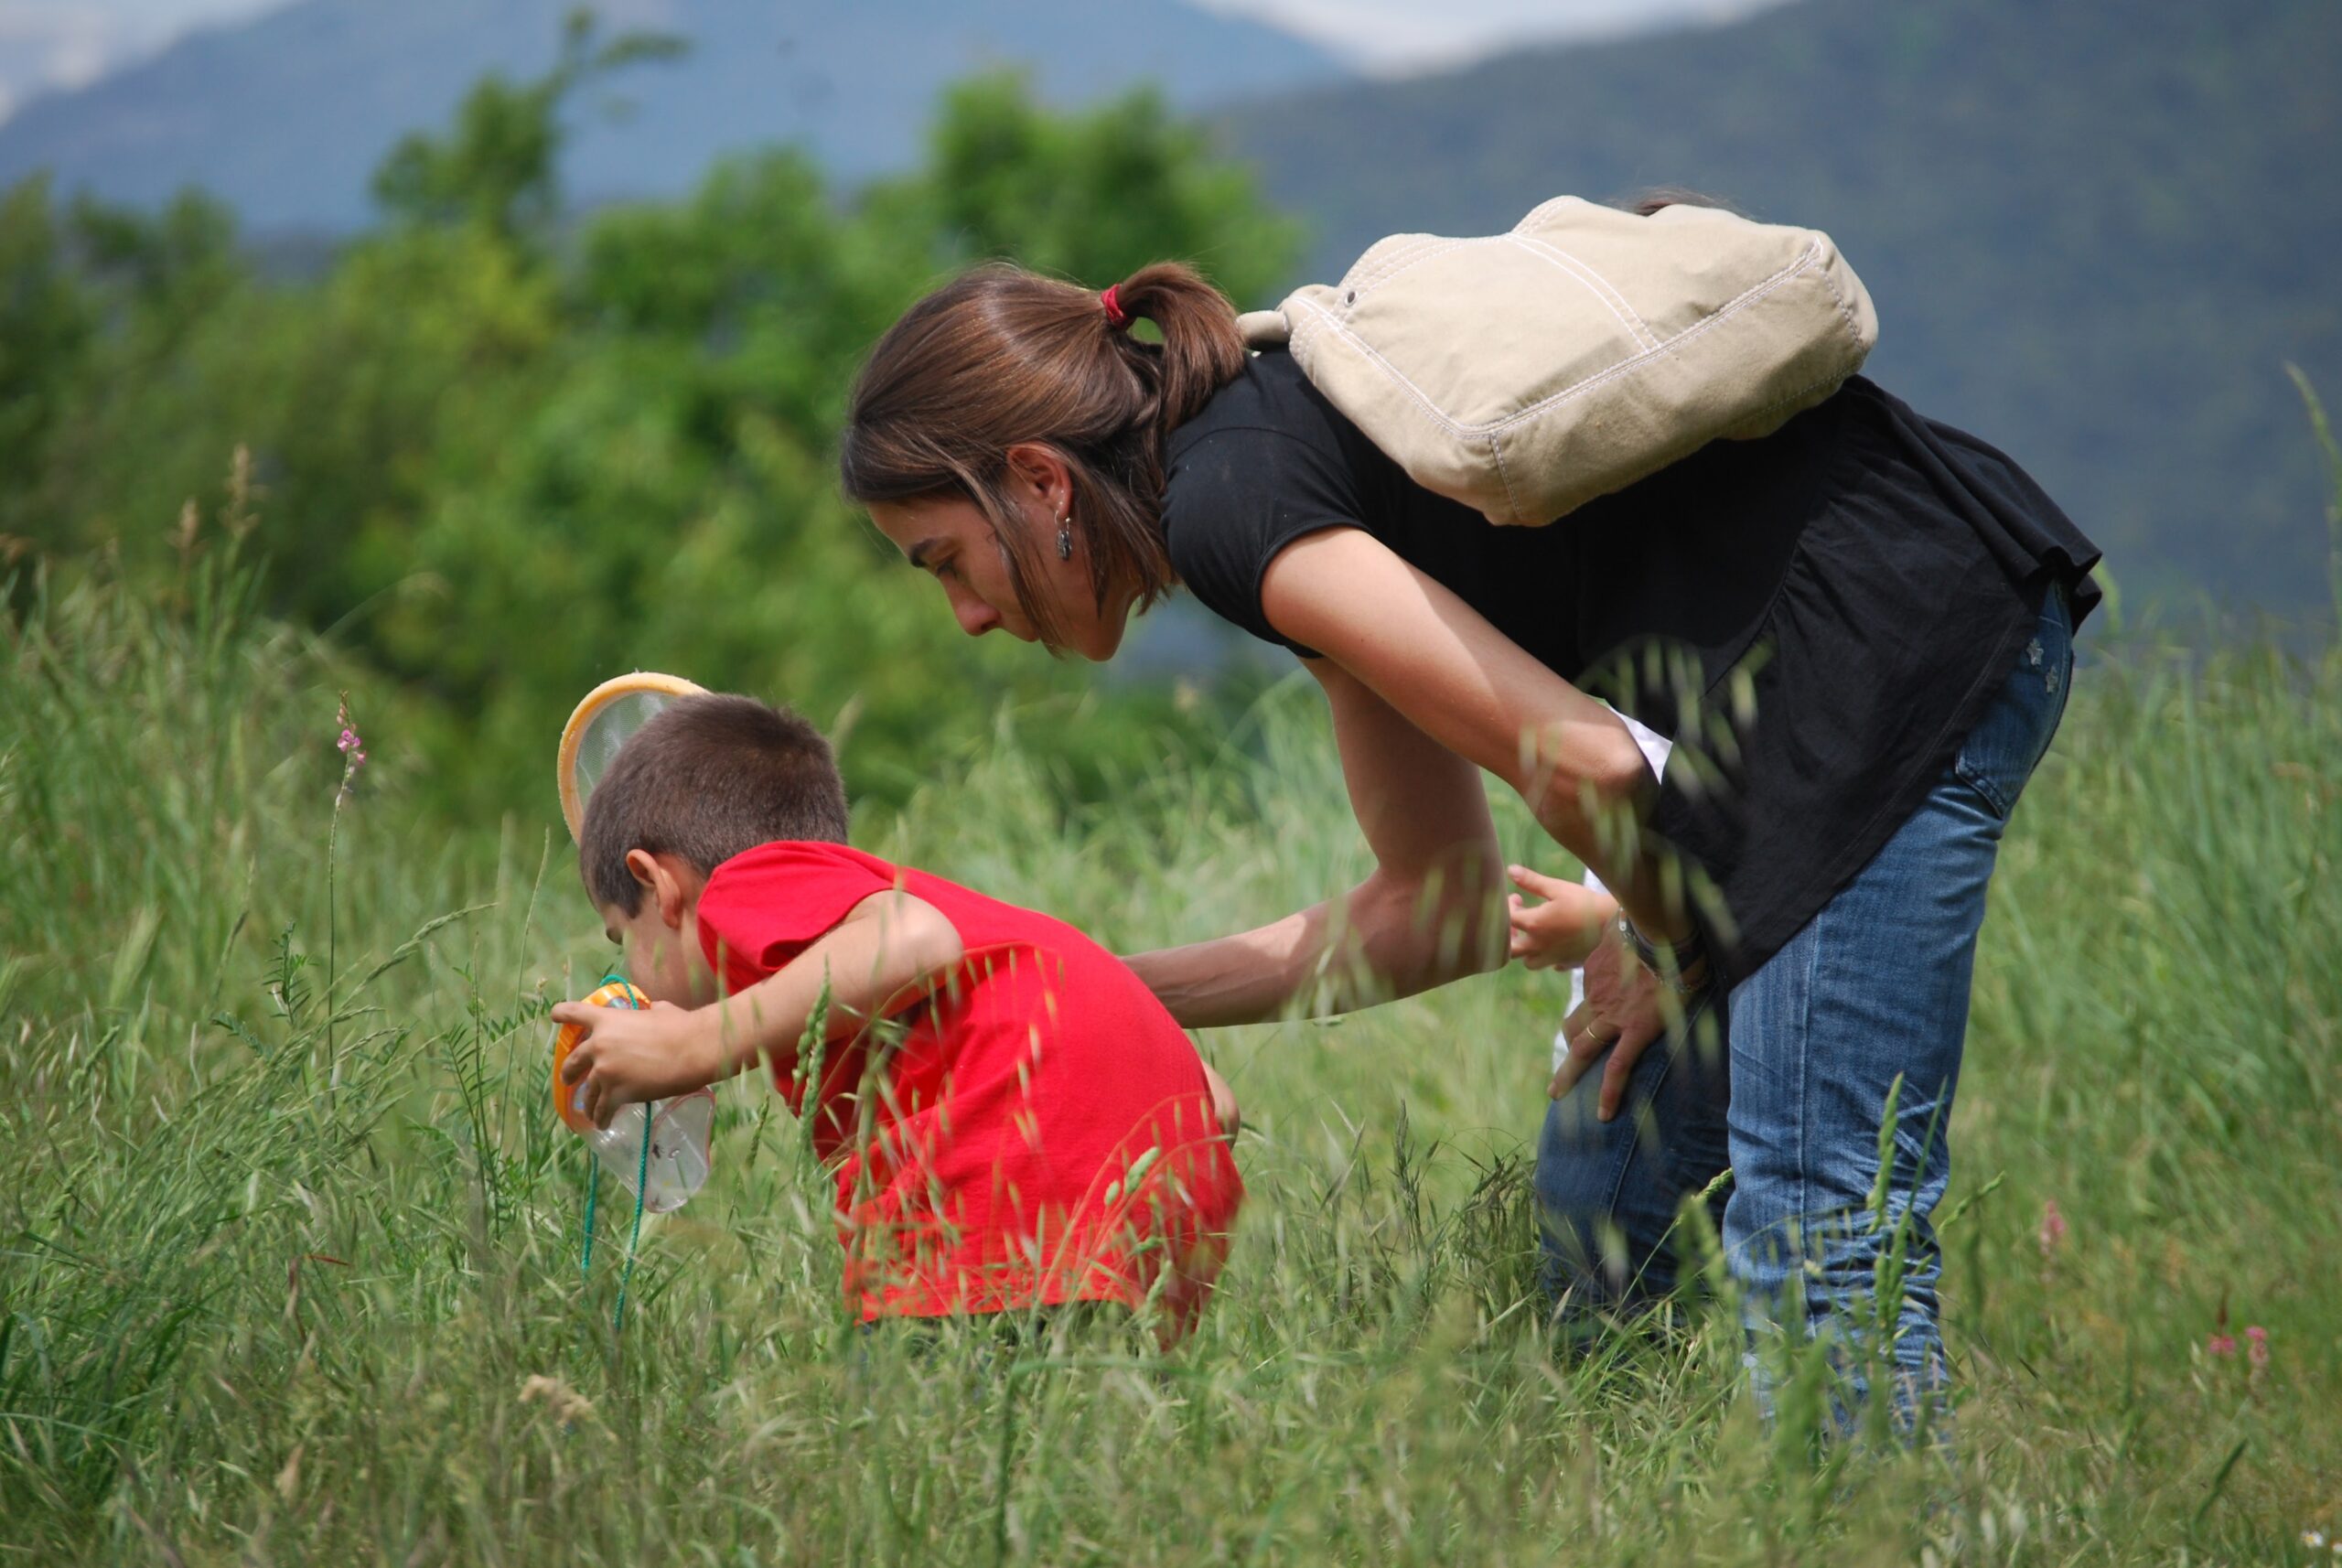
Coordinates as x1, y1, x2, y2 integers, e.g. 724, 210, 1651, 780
0, 46, 1301, 818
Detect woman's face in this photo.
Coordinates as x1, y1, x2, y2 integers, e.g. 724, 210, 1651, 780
865, 450, 1137, 662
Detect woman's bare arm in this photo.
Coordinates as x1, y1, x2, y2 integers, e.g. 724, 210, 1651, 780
1123, 657, 1506, 1027
1256, 527, 1690, 945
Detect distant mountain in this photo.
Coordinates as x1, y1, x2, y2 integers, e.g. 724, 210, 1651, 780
7, 0, 2335, 618
0, 0, 1345, 232
1217, 0, 2342, 619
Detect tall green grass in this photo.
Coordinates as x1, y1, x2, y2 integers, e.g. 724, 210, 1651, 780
3, 515, 2337, 1563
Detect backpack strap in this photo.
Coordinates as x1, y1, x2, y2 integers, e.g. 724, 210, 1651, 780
1236, 308, 1291, 349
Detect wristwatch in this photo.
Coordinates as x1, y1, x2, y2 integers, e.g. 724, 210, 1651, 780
1615, 910, 1707, 1000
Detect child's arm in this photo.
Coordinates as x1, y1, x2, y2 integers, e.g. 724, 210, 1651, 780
1505, 865, 1619, 971
553, 889, 963, 1129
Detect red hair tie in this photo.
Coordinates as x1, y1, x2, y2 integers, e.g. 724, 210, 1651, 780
1100, 285, 1131, 330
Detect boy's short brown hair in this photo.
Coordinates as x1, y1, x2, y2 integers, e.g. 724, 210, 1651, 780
580, 693, 849, 914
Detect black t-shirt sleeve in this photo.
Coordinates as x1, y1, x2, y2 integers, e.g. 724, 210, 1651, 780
1161, 424, 1366, 658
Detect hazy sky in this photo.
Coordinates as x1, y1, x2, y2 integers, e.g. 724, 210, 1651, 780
1196, 0, 1778, 71
0, 0, 280, 119
0, 0, 1779, 120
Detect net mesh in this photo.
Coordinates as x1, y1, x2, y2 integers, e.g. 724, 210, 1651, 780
572, 690, 680, 823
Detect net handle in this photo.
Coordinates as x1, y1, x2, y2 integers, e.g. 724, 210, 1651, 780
555, 671, 707, 842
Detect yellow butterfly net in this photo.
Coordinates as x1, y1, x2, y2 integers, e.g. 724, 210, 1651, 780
554, 671, 707, 842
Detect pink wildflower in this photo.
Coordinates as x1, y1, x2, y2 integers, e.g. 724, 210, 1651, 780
2245, 1325, 2269, 1385
2206, 1293, 2237, 1358
334, 694, 368, 798
2037, 1198, 2067, 1257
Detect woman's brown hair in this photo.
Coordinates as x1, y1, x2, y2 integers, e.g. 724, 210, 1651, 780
839, 261, 1247, 649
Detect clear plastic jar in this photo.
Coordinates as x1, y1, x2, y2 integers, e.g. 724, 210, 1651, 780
553, 980, 714, 1213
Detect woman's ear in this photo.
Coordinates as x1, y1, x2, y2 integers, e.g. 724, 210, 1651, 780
1003, 442, 1074, 523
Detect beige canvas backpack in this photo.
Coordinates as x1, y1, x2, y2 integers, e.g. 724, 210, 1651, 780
1234, 196, 1879, 527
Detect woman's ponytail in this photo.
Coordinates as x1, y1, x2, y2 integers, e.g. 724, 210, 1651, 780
1101, 261, 1249, 439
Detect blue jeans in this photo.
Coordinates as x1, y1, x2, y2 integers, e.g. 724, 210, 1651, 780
1535, 584, 2075, 1426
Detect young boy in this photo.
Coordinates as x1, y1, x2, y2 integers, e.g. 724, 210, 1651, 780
551, 693, 1241, 1338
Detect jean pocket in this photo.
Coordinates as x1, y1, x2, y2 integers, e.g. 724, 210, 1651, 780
1953, 585, 2075, 819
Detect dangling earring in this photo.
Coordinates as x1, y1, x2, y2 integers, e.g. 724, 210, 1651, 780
1057, 513, 1073, 561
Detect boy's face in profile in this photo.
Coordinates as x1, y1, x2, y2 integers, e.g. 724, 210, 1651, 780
597, 849, 716, 1005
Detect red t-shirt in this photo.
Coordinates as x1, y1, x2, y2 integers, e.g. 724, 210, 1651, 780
694, 842, 1242, 1329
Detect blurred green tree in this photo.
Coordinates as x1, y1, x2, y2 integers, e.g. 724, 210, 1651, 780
0, 177, 92, 508
372, 11, 685, 244
865, 72, 1301, 302
1, 181, 242, 552
0, 48, 1300, 822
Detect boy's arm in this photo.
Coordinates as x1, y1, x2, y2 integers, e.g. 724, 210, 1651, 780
553, 890, 963, 1129
701, 888, 964, 1078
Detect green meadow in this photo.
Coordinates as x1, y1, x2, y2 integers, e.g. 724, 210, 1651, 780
3, 476, 2337, 1563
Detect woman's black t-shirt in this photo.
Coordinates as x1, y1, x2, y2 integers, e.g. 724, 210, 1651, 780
1160, 348, 2101, 986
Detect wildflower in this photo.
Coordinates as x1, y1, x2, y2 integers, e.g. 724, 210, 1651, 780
2246, 1324, 2269, 1388
334, 693, 367, 798
2302, 1529, 2326, 1549
2207, 1332, 2236, 1357
2037, 1197, 2067, 1257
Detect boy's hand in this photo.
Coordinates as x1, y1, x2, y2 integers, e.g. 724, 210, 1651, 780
1506, 865, 1618, 971
1200, 1058, 1241, 1139
552, 997, 722, 1129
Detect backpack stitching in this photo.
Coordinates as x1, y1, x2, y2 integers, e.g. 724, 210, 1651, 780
1338, 235, 1446, 296
1487, 432, 1524, 525
1501, 232, 1660, 350
1348, 234, 1444, 284
1285, 295, 1474, 443
1510, 232, 1657, 345
1347, 236, 1477, 300
1285, 240, 1831, 444
1484, 242, 1832, 436
1811, 250, 1867, 349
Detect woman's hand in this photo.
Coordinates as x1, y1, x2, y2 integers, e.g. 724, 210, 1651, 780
1505, 865, 1617, 970
1548, 923, 1676, 1122
553, 997, 723, 1130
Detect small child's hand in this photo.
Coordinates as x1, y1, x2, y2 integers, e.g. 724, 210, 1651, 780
552, 996, 722, 1128
1506, 865, 1617, 971
1200, 1058, 1241, 1139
